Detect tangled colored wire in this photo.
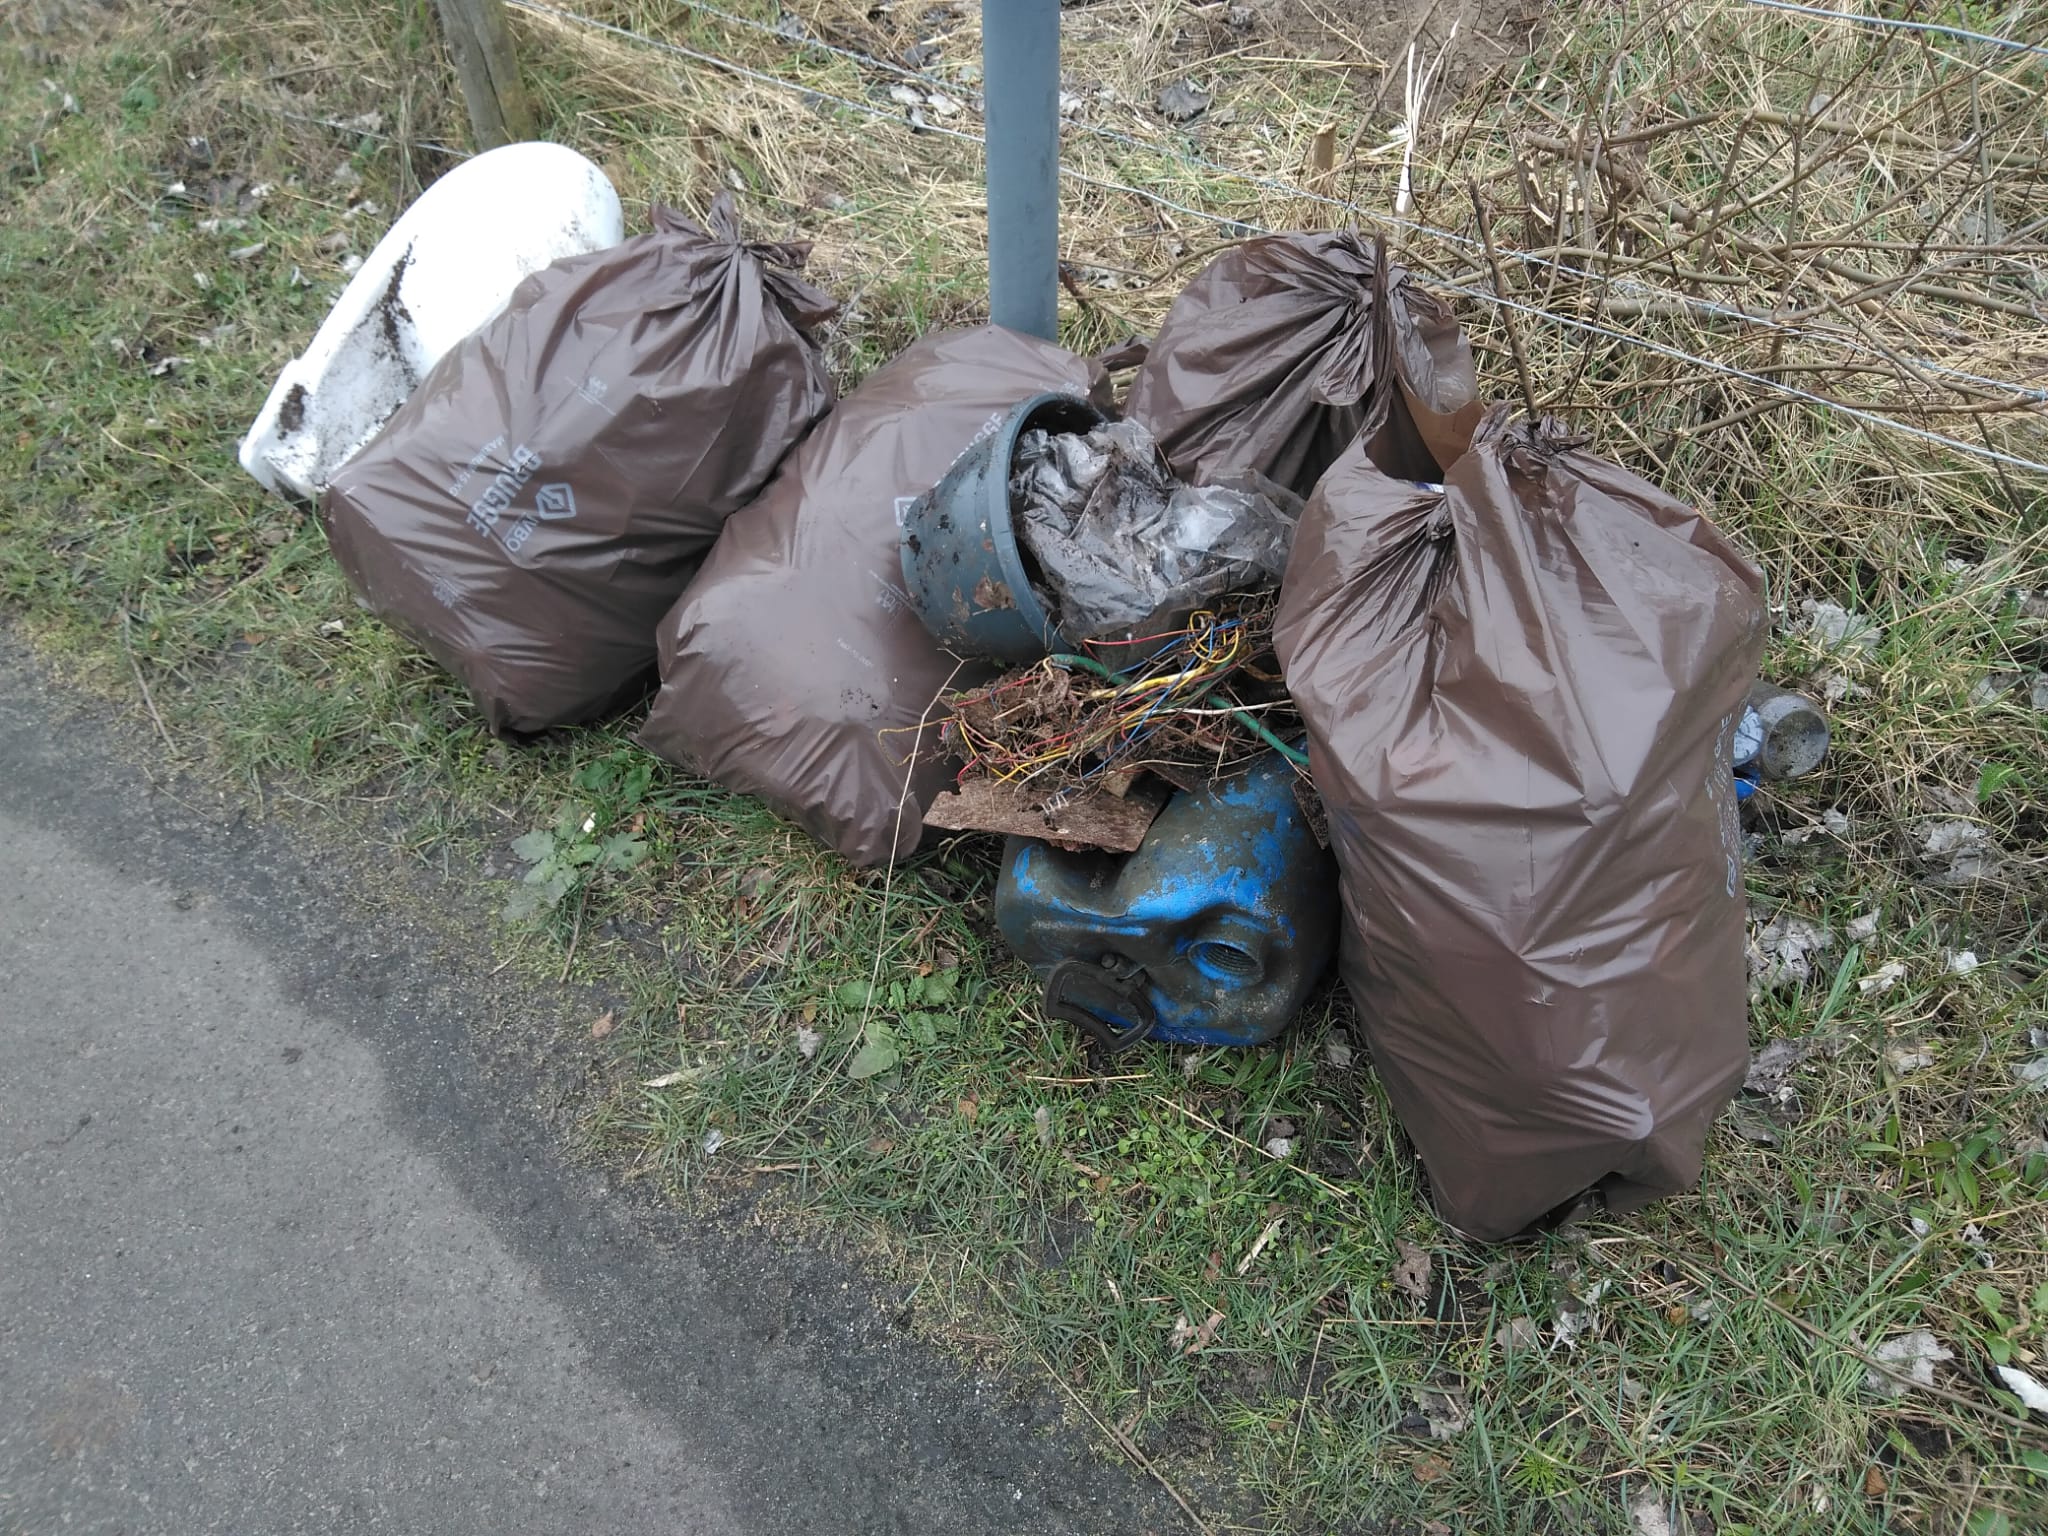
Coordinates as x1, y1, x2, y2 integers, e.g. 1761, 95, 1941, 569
940, 602, 1308, 795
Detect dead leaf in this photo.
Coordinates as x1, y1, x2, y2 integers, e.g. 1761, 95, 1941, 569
956, 1094, 979, 1124
1236, 1216, 1283, 1276
1415, 1387, 1469, 1440
1801, 599, 1882, 651
1500, 1316, 1539, 1353
1744, 1036, 1816, 1095
1169, 1308, 1224, 1355
1846, 910, 1881, 943
1553, 1279, 1611, 1348
1157, 80, 1211, 121
794, 1024, 821, 1059
1883, 1042, 1934, 1075
1864, 1465, 1888, 1498
1727, 1099, 1786, 1145
1033, 1105, 1053, 1147
1308, 123, 1336, 178
589, 1010, 615, 1040
1747, 913, 1835, 995
1972, 673, 2022, 708
1858, 959, 1907, 995
1323, 1033, 1354, 1069
1915, 818, 2002, 886
1392, 1240, 1433, 1305
1411, 1453, 1451, 1485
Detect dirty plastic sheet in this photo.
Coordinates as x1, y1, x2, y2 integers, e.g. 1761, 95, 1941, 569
1010, 419, 1300, 643
1275, 407, 1767, 1242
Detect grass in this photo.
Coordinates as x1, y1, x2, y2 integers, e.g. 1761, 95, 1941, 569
5, 0, 2048, 1532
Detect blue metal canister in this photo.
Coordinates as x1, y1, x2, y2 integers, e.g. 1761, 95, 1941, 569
993, 752, 1339, 1049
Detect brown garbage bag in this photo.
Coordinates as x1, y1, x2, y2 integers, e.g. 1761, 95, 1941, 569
321, 195, 837, 735
1275, 408, 1766, 1241
1125, 233, 1481, 495
638, 326, 1110, 868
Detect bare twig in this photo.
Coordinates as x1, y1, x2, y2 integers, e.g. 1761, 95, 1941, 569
558, 889, 586, 981
120, 613, 175, 753
1289, 1321, 1329, 1473
1034, 1352, 1219, 1536
1469, 180, 1542, 420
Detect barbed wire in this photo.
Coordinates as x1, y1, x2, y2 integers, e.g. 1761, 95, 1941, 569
269, 107, 471, 160
655, 0, 2048, 405
1743, 0, 2048, 58
507, 0, 2048, 475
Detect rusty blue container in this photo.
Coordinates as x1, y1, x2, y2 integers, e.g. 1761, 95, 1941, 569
994, 752, 1338, 1050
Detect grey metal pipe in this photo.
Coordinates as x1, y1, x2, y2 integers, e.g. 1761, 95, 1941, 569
982, 0, 1061, 340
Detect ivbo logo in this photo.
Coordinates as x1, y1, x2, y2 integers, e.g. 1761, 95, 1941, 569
534, 483, 577, 521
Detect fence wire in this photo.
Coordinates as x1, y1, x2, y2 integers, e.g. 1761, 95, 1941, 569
1742, 0, 2048, 58
654, 0, 2048, 405
505, 0, 2048, 477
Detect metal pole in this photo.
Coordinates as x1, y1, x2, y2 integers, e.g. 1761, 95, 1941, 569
983, 0, 1061, 340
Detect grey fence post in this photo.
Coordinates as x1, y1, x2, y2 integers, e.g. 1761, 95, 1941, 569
983, 0, 1061, 340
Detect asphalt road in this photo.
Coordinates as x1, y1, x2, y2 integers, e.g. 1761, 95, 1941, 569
0, 649, 1174, 1536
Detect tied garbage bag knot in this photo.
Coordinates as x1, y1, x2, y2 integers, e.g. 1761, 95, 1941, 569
678, 193, 839, 329
1127, 231, 1481, 497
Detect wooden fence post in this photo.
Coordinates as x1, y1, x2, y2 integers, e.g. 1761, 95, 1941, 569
432, 0, 534, 149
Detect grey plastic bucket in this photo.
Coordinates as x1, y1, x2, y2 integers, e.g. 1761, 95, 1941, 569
899, 391, 1106, 664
